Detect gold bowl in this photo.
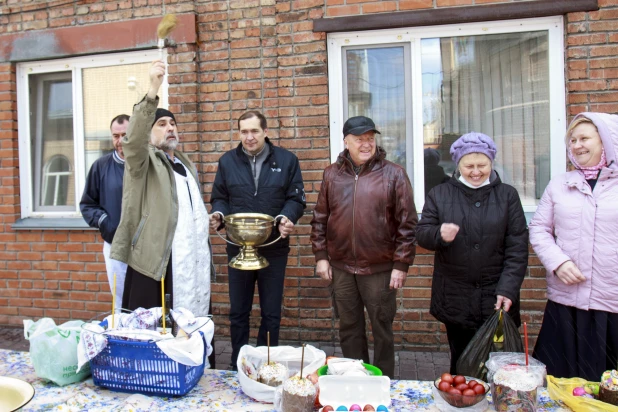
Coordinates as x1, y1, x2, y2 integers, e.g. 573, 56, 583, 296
0, 376, 35, 411
217, 213, 280, 270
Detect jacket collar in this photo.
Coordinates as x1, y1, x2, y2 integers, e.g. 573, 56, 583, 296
336, 146, 387, 175
235, 137, 275, 163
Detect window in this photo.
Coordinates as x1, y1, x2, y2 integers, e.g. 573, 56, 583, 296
17, 50, 165, 219
327, 17, 566, 212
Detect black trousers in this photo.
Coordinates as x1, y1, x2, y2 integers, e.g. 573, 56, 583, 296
444, 323, 479, 375
533, 300, 618, 381
228, 254, 288, 366
122, 258, 216, 369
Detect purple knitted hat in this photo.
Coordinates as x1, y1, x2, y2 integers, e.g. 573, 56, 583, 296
450, 132, 497, 165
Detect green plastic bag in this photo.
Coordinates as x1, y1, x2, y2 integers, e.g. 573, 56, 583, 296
24, 318, 91, 386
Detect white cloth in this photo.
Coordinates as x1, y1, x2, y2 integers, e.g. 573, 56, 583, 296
103, 241, 127, 305
77, 307, 213, 371
171, 165, 211, 316
458, 174, 490, 189
156, 317, 214, 367
326, 357, 369, 376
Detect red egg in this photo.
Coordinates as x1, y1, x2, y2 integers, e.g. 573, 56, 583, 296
322, 406, 334, 412
455, 383, 469, 391
473, 384, 486, 395
438, 381, 452, 392
363, 406, 376, 411
441, 373, 454, 384
448, 387, 462, 395
462, 389, 476, 396
453, 375, 466, 385
467, 380, 478, 388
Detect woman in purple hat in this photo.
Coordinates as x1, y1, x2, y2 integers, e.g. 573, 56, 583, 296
530, 113, 618, 380
416, 132, 529, 374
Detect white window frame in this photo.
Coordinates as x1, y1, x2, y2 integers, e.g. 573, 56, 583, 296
327, 16, 566, 213
17, 50, 167, 219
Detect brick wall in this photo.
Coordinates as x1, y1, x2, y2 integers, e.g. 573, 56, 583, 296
0, 0, 616, 352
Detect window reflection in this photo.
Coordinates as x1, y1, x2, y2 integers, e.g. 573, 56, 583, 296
421, 32, 550, 205
345, 46, 408, 171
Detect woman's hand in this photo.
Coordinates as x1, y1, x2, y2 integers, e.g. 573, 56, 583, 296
440, 223, 460, 243
495, 295, 512, 311
555, 261, 586, 285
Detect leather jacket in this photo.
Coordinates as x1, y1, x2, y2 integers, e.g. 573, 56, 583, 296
311, 147, 418, 275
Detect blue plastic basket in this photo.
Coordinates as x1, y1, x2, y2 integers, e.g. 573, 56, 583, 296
89, 332, 206, 397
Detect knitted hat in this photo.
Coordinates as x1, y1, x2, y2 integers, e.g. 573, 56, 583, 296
450, 132, 497, 165
152, 108, 176, 128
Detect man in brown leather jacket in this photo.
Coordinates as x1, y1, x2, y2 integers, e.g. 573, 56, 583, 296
310, 116, 418, 378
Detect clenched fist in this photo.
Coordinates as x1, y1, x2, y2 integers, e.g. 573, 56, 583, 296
440, 223, 460, 243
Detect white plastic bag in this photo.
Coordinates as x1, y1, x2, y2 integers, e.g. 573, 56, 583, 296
236, 344, 326, 403
24, 318, 91, 386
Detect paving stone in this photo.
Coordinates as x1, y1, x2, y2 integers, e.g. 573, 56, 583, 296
417, 368, 436, 381
398, 351, 415, 360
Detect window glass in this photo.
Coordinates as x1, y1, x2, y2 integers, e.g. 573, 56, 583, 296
421, 32, 550, 205
344, 46, 408, 171
29, 72, 75, 211
82, 62, 150, 173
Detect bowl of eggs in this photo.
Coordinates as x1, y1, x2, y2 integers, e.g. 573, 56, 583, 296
434, 373, 489, 408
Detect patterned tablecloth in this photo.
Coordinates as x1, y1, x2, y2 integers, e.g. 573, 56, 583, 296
0, 349, 570, 411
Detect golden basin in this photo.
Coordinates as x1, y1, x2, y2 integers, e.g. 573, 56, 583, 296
0, 376, 35, 411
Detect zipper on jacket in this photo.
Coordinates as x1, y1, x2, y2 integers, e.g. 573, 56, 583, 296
253, 155, 257, 196
353, 173, 358, 274
131, 214, 149, 250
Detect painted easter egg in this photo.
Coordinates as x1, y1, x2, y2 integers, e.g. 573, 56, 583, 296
336, 406, 348, 411
350, 405, 362, 411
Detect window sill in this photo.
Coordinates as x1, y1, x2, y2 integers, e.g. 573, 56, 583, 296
12, 217, 96, 231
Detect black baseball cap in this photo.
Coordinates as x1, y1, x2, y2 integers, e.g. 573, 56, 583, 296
342, 116, 381, 138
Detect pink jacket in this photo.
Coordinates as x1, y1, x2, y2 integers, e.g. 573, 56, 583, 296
529, 112, 618, 313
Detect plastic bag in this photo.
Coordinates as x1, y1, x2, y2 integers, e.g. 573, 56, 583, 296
237, 344, 326, 403
456, 309, 523, 380
24, 318, 91, 386
547, 375, 618, 412
491, 364, 545, 411
486, 352, 546, 384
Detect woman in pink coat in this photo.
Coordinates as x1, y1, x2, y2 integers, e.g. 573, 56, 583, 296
530, 112, 618, 380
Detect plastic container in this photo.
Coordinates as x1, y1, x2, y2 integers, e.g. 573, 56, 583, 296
317, 363, 382, 377
318, 375, 391, 411
89, 332, 206, 396
490, 364, 545, 412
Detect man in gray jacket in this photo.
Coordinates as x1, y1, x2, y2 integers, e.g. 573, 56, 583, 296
111, 60, 215, 366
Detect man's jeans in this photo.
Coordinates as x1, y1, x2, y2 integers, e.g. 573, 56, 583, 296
228, 254, 288, 366
331, 267, 397, 378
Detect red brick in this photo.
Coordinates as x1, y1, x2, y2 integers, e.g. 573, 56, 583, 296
362, 1, 398, 14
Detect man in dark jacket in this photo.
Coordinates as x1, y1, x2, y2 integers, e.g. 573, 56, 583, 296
80, 114, 129, 305
310, 116, 418, 378
210, 111, 306, 370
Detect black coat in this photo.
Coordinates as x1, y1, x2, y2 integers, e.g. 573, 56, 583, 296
80, 151, 124, 244
416, 174, 528, 330
211, 138, 306, 256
